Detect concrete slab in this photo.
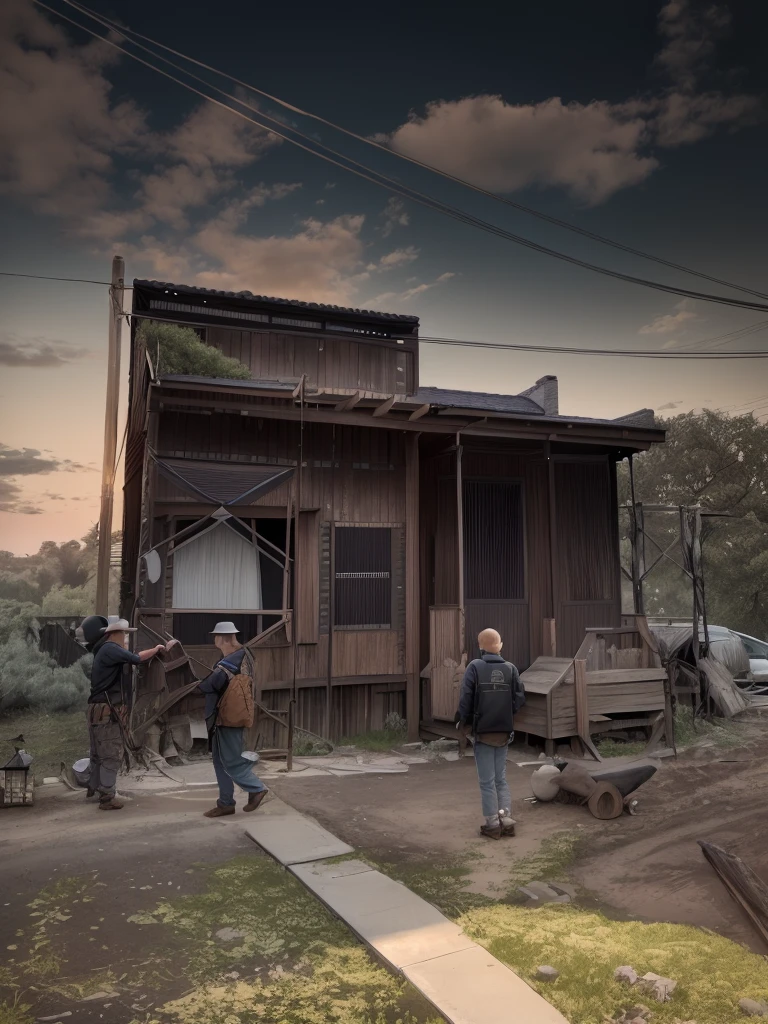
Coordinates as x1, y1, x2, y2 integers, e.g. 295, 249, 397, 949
244, 800, 353, 865
291, 860, 475, 969
403, 945, 570, 1024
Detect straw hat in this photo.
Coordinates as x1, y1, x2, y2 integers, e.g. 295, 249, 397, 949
210, 621, 240, 635
103, 618, 137, 635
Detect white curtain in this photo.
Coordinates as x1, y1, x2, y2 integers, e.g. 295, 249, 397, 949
172, 522, 263, 610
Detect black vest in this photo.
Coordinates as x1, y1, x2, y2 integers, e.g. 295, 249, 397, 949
472, 658, 516, 734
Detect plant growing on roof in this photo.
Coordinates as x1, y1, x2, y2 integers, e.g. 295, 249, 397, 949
139, 321, 252, 380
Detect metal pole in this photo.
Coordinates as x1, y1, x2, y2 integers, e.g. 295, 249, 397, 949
96, 255, 125, 614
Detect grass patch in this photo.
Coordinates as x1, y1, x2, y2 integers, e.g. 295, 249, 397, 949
507, 832, 582, 891
1, 856, 442, 1024
674, 704, 744, 750
461, 902, 767, 1024
0, 709, 87, 782
595, 738, 647, 758
338, 713, 407, 752
363, 855, 493, 919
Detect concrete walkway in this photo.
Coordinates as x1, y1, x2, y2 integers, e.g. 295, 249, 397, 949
246, 798, 569, 1024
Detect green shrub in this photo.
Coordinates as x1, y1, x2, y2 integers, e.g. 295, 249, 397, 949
0, 636, 91, 712
0, 598, 41, 644
139, 321, 251, 380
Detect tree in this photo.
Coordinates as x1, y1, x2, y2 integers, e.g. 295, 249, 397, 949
624, 411, 768, 636
139, 321, 251, 380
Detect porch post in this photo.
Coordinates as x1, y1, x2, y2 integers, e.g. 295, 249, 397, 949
456, 434, 465, 657
405, 432, 421, 740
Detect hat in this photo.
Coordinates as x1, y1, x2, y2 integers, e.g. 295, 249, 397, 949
209, 621, 240, 635
103, 618, 137, 635
81, 614, 109, 645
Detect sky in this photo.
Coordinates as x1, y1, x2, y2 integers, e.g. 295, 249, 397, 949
1, 0, 768, 554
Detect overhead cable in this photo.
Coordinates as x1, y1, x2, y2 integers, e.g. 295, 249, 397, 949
60, 0, 768, 302
32, 0, 768, 317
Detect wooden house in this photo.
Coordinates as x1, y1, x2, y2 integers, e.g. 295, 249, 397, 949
120, 280, 665, 749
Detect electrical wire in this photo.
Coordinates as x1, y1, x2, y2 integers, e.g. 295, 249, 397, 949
0, 270, 112, 285
60, 0, 768, 303
31, 0, 768, 316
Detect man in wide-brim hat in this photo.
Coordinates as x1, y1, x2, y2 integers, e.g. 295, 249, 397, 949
87, 618, 175, 810
198, 621, 268, 818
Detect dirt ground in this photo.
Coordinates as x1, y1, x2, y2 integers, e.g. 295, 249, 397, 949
271, 725, 768, 953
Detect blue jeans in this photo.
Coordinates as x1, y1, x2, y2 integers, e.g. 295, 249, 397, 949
474, 741, 512, 818
212, 727, 267, 807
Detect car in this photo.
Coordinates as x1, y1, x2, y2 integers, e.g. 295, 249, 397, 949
732, 631, 768, 684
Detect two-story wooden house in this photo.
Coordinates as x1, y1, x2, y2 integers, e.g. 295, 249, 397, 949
121, 279, 664, 747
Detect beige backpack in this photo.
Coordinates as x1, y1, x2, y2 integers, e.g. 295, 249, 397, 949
216, 651, 255, 729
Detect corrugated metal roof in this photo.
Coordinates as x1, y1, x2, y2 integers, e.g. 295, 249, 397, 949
133, 280, 419, 324
407, 386, 545, 416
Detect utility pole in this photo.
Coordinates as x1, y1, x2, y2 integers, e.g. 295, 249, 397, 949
95, 255, 125, 615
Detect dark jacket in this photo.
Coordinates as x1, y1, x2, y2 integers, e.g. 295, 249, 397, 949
457, 653, 525, 735
88, 639, 141, 704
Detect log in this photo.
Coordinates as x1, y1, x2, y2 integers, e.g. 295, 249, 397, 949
699, 841, 768, 947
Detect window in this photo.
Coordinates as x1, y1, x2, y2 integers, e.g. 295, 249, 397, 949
334, 526, 391, 628
172, 521, 262, 610
463, 479, 525, 600
740, 635, 768, 658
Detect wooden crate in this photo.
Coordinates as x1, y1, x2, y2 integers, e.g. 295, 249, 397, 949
0, 768, 34, 807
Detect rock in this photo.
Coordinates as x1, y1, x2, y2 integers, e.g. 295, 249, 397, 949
80, 991, 120, 1002
637, 972, 678, 1002
739, 998, 768, 1017
536, 966, 560, 982
215, 928, 247, 942
614, 966, 639, 986
518, 881, 572, 905
37, 1014, 73, 1021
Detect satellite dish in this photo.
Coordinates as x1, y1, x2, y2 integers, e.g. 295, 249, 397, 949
143, 549, 162, 584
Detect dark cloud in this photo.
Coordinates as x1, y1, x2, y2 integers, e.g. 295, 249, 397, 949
0, 334, 90, 367
0, 478, 42, 515
0, 444, 60, 476
658, 400, 684, 410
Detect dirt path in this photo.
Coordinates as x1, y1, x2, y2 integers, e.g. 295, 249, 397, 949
272, 736, 768, 950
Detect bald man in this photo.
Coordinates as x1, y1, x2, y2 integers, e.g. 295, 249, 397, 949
456, 628, 526, 839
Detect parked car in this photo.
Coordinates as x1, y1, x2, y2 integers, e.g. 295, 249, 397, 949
732, 631, 768, 684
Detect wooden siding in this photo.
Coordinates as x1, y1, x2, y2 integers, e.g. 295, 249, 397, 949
429, 606, 463, 720
296, 511, 319, 643
207, 326, 415, 395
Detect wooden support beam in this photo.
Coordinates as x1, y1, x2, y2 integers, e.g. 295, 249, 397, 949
574, 659, 590, 741
405, 432, 421, 741
544, 618, 557, 658
335, 391, 362, 411
456, 438, 466, 657
409, 403, 431, 421
373, 394, 396, 418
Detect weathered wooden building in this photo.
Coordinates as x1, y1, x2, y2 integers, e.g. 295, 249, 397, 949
121, 279, 664, 745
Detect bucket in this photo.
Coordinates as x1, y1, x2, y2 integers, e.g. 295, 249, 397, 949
72, 758, 91, 787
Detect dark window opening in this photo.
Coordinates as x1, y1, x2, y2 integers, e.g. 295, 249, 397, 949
334, 526, 391, 628
463, 479, 525, 601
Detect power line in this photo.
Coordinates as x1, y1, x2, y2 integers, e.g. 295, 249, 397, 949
0, 270, 111, 285
60, 0, 768, 303
32, 0, 768, 317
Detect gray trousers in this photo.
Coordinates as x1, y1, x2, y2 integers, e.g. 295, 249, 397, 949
87, 704, 123, 799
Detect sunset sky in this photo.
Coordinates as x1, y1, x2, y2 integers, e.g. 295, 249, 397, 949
2, 0, 767, 554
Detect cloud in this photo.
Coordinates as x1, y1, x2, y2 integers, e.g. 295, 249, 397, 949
0, 333, 91, 367
658, 400, 683, 410
0, 478, 42, 515
380, 197, 410, 237
377, 246, 420, 270
378, 1, 760, 205
639, 300, 699, 335
0, 444, 95, 477
366, 271, 455, 308
0, 0, 147, 216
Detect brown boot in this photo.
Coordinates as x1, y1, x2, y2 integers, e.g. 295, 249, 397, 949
244, 790, 268, 813
98, 797, 124, 810
204, 805, 236, 818
480, 823, 502, 840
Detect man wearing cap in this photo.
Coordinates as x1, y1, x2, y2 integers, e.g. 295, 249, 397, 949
199, 621, 268, 818
87, 618, 173, 810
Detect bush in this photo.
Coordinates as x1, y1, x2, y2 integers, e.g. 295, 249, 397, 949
0, 636, 92, 712
0, 598, 41, 644
41, 582, 94, 616
139, 321, 251, 380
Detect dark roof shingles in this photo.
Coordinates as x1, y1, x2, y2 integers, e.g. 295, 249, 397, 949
133, 279, 419, 324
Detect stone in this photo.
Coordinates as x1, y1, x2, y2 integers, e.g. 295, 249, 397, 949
37, 1014, 73, 1021
536, 966, 560, 982
215, 928, 247, 942
739, 998, 768, 1017
638, 972, 678, 1002
614, 966, 639, 986
80, 991, 120, 1002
